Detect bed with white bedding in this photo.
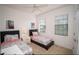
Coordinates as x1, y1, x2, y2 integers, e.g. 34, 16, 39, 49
29, 29, 54, 50
1, 40, 32, 55
0, 30, 32, 55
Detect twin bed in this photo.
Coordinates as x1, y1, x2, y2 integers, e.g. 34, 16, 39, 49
0, 30, 32, 55
29, 29, 54, 50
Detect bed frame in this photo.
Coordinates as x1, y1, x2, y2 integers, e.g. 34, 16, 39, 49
0, 30, 20, 43
29, 29, 54, 50
31, 39, 54, 50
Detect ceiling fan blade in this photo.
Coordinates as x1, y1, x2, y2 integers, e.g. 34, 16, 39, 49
32, 4, 36, 12
32, 4, 43, 13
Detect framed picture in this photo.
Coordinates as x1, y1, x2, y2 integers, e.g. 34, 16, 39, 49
6, 20, 14, 29
31, 22, 35, 29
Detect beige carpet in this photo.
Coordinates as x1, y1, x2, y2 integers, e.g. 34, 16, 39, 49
30, 43, 73, 55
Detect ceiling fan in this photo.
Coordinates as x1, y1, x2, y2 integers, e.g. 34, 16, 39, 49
32, 4, 41, 12
32, 4, 47, 12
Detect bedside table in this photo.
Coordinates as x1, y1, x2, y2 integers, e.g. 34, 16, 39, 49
21, 35, 31, 44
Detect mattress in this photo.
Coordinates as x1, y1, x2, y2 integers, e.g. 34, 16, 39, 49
1, 40, 32, 55
1, 45, 24, 55
32, 36, 52, 45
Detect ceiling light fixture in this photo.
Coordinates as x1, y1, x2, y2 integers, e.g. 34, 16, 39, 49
32, 4, 43, 13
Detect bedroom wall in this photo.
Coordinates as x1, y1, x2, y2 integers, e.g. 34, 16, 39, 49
0, 5, 37, 42
36, 5, 75, 49
0, 6, 5, 31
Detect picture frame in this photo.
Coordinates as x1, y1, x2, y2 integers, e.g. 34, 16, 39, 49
6, 20, 14, 29
31, 22, 35, 29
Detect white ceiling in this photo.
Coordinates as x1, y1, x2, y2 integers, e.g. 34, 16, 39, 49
4, 4, 48, 8
1, 4, 65, 14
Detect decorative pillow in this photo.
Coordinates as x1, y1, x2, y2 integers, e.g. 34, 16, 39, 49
32, 32, 38, 36
4, 35, 18, 42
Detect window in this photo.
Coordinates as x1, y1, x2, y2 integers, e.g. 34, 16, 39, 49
55, 15, 68, 36
39, 17, 46, 33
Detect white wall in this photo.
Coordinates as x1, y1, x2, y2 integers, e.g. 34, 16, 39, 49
37, 5, 75, 49
0, 6, 5, 31
0, 5, 36, 40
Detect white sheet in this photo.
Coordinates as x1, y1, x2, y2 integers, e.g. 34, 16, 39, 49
1, 40, 32, 55
32, 36, 52, 45
1, 45, 24, 55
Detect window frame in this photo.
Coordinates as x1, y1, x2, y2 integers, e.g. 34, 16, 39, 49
39, 16, 46, 33
55, 15, 68, 36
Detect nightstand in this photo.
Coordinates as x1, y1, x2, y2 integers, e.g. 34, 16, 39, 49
21, 35, 31, 44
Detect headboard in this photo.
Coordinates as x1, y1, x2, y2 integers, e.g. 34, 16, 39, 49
29, 29, 38, 36
0, 30, 20, 43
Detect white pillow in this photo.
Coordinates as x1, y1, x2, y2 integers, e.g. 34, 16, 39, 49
32, 32, 38, 36
4, 35, 18, 42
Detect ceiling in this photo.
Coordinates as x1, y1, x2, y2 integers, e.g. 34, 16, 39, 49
4, 4, 48, 8
1, 4, 65, 14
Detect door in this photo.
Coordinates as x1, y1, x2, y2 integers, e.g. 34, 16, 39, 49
76, 11, 79, 54
73, 10, 79, 54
